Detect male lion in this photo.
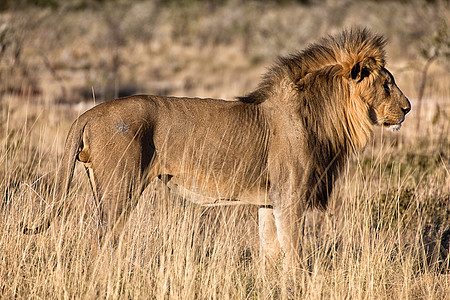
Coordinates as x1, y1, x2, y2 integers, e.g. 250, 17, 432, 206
24, 28, 410, 266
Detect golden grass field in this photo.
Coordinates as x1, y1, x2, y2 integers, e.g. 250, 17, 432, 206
0, 1, 449, 298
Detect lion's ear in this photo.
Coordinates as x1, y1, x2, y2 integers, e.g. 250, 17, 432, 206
350, 57, 377, 82
296, 72, 313, 92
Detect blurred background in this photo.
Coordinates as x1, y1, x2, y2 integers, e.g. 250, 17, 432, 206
0, 0, 448, 105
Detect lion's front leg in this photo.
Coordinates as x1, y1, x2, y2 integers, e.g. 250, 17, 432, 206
258, 207, 280, 265
270, 190, 302, 274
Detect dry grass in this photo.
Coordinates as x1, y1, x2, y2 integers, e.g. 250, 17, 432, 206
1, 1, 449, 299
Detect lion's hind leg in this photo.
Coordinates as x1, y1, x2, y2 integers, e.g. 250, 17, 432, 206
85, 139, 154, 248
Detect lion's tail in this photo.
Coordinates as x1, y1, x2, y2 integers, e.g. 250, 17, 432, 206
23, 117, 88, 234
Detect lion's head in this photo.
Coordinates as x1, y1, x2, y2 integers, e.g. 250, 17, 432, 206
242, 29, 410, 146
272, 28, 411, 151
349, 59, 411, 132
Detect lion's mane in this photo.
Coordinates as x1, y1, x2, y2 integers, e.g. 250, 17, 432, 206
240, 28, 387, 208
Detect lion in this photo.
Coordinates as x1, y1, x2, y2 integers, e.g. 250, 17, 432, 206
24, 28, 410, 267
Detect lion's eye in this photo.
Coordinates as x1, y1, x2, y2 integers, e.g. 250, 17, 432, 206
383, 82, 390, 95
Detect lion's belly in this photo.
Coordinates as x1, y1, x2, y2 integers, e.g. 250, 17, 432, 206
166, 175, 270, 206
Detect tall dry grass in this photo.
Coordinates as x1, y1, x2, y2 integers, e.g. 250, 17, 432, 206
1, 78, 449, 300
1, 1, 449, 299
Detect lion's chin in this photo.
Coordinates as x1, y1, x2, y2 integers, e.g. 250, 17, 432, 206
384, 123, 402, 132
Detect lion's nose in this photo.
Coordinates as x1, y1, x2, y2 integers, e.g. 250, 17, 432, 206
402, 106, 410, 115
402, 99, 411, 115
